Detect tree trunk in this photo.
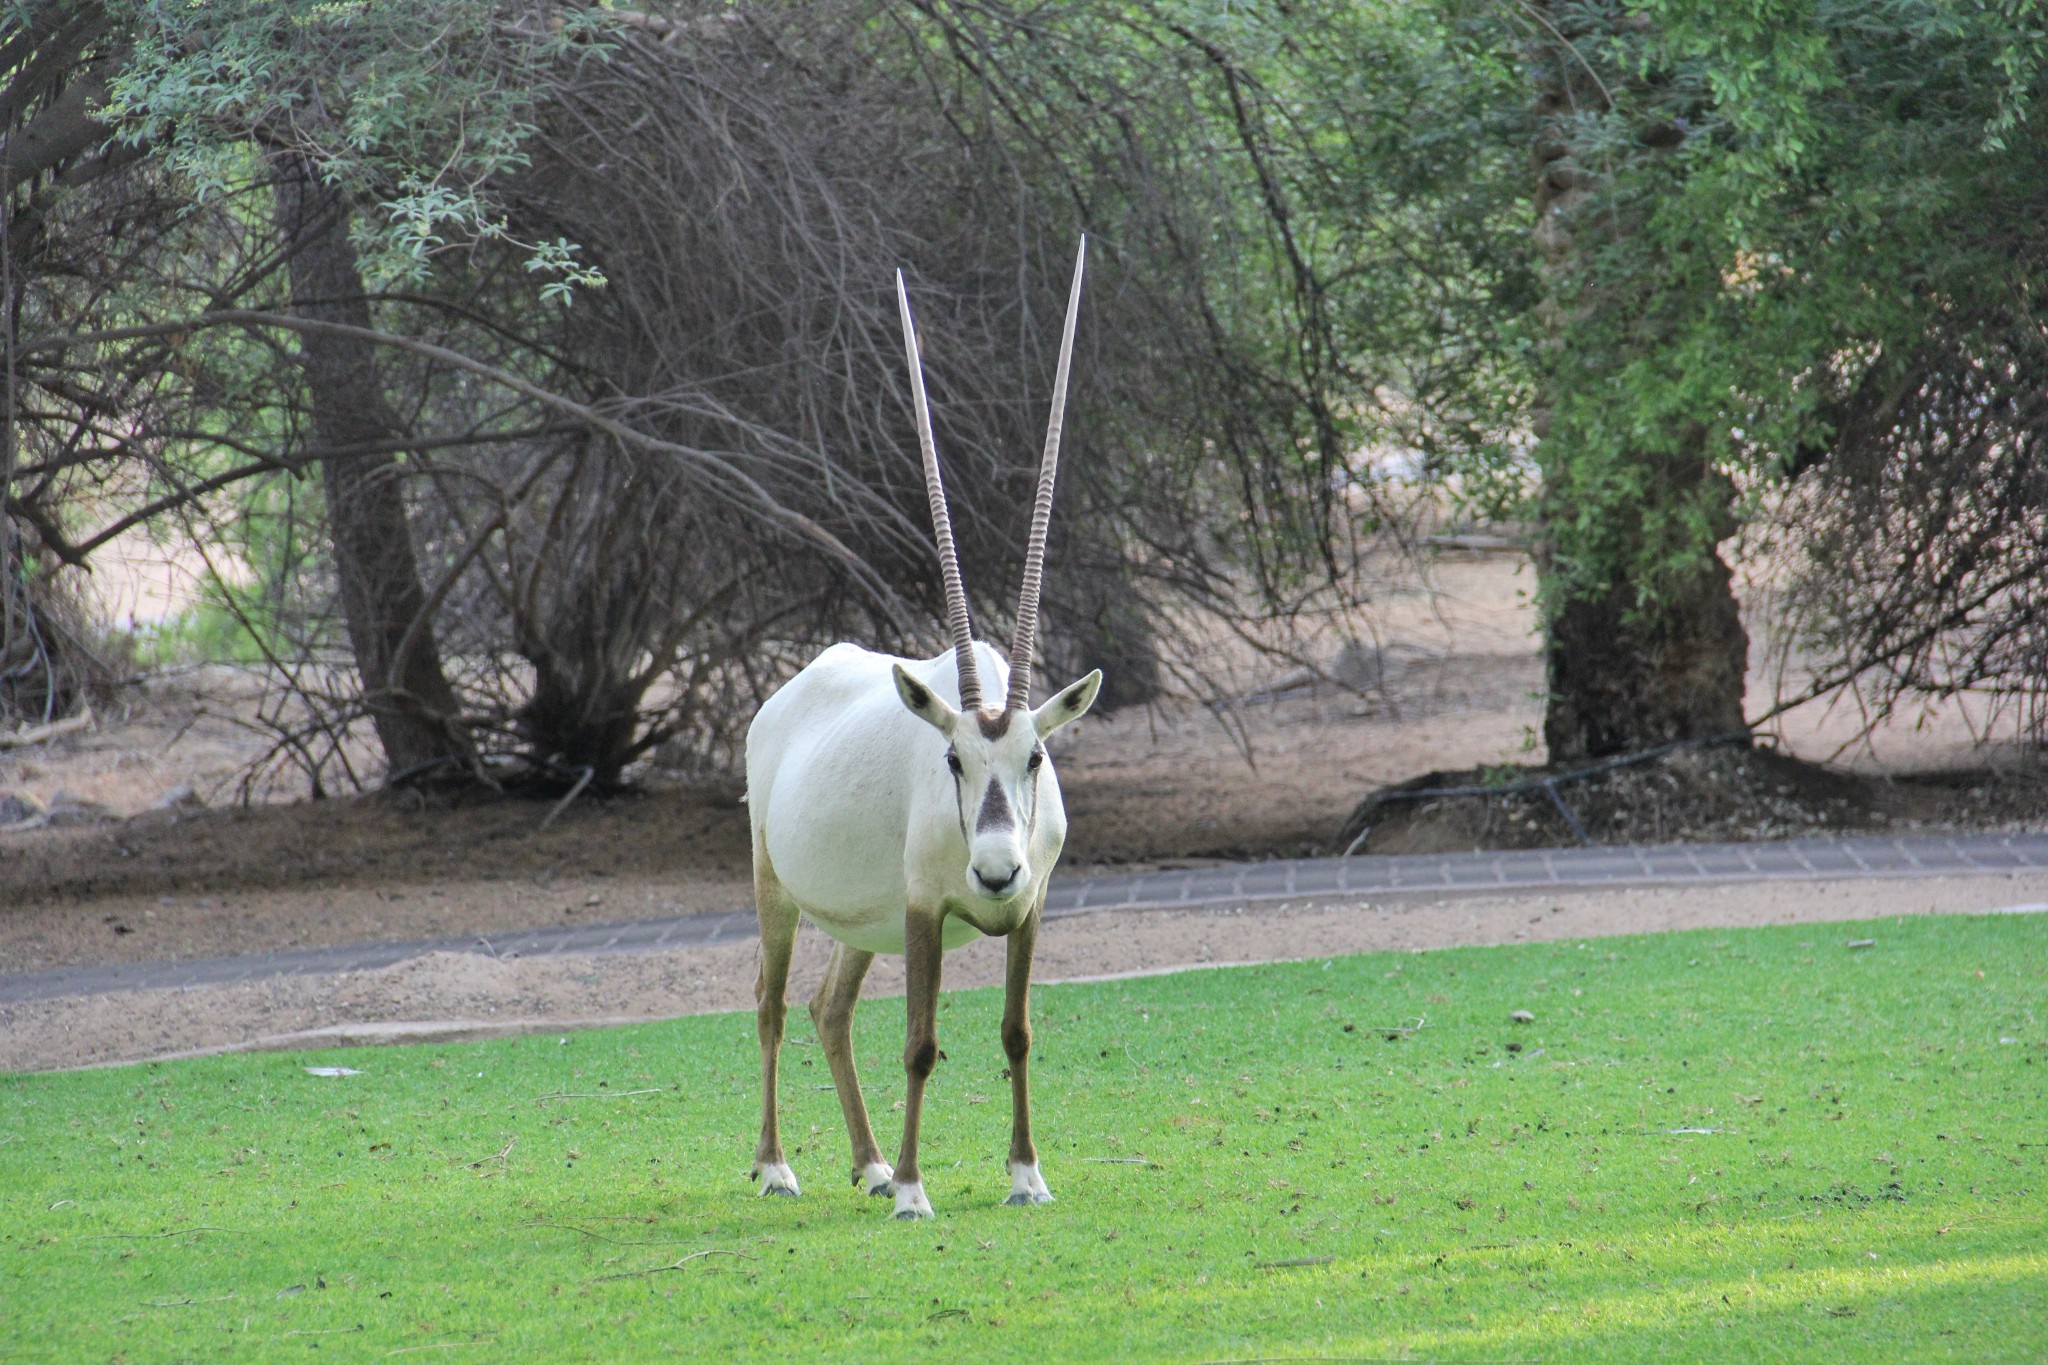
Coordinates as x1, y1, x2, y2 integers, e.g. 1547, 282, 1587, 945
1528, 3, 1749, 762
1, 2, 118, 724
271, 158, 473, 779
1540, 523, 1750, 761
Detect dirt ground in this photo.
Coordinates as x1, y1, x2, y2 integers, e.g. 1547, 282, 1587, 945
0, 557, 1561, 969
3, 554, 2044, 1071
1348, 742, 2048, 855
5, 872, 2043, 1072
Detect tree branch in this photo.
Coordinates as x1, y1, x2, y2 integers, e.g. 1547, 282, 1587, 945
18, 308, 911, 625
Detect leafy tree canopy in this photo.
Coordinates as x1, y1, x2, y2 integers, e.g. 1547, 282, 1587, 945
99, 0, 611, 292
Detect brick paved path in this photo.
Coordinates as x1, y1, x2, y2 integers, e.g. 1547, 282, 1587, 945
5, 831, 2044, 1006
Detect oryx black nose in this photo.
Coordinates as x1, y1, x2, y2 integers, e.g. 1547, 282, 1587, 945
975, 865, 1020, 896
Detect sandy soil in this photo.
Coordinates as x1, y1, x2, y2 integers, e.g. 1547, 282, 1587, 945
3, 553, 2043, 1073
0, 557, 1556, 972
6, 871, 2043, 1072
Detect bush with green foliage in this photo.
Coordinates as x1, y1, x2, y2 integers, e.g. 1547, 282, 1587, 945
1514, 0, 2048, 742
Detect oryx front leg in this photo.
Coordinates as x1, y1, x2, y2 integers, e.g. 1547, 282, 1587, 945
1002, 900, 1053, 1206
890, 911, 945, 1220
749, 872, 801, 1198
808, 941, 894, 1197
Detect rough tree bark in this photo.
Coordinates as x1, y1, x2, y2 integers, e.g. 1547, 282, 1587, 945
1535, 472, 1750, 762
271, 157, 474, 778
1527, 2, 1749, 762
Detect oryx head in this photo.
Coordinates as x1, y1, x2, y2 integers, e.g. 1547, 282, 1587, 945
890, 239, 1103, 902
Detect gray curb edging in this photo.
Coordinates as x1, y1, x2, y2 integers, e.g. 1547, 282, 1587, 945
5, 831, 2045, 1006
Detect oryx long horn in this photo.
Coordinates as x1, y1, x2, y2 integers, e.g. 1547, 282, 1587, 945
897, 269, 983, 712
1006, 235, 1087, 714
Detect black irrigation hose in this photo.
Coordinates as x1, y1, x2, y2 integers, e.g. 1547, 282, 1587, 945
379, 750, 593, 792
380, 754, 466, 789
1340, 730, 1754, 855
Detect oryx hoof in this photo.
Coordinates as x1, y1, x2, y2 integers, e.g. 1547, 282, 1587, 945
855, 1161, 896, 1197
891, 1180, 934, 1220
1005, 1160, 1054, 1207
753, 1161, 801, 1198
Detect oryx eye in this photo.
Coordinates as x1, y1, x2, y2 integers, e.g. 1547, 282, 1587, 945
1027, 749, 1044, 772
946, 752, 963, 775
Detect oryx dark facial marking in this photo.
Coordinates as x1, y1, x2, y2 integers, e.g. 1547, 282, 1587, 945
975, 774, 1015, 833
946, 744, 971, 848
968, 755, 1024, 897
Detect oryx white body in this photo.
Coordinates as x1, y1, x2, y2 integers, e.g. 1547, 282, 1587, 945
742, 638, 1098, 1217
749, 642, 1062, 956
738, 238, 1094, 1220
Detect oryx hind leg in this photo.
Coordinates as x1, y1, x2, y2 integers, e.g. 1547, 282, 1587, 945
750, 852, 801, 1197
808, 941, 892, 1196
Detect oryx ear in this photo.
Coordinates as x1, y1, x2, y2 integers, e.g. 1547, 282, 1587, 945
893, 663, 960, 736
1033, 669, 1103, 739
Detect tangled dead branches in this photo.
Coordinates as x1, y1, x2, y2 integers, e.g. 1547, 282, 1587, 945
1765, 324, 2048, 747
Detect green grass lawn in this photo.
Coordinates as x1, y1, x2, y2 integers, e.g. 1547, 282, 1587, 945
3, 914, 2044, 1363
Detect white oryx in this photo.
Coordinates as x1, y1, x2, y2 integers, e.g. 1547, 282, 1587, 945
742, 240, 1100, 1220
